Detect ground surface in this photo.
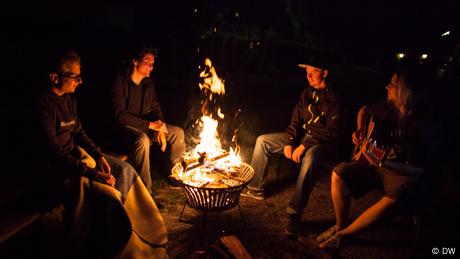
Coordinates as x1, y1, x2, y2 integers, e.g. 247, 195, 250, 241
153, 157, 457, 259
1, 156, 458, 259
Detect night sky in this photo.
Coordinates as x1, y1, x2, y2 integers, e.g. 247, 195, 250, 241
3, 0, 459, 145
5, 0, 458, 67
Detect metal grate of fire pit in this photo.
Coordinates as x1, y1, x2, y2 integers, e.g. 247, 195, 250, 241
172, 162, 254, 212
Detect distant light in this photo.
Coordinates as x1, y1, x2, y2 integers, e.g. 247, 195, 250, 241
196, 48, 200, 53
421, 54, 428, 59
213, 27, 217, 33
235, 12, 239, 18
194, 8, 198, 13
441, 31, 450, 37
397, 53, 405, 59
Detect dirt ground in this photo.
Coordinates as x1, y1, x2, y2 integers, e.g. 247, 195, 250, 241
0, 156, 457, 259
152, 156, 458, 259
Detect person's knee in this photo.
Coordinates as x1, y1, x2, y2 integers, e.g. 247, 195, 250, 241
121, 160, 136, 173
307, 144, 326, 157
331, 171, 343, 187
168, 125, 185, 142
134, 133, 150, 150
255, 134, 271, 149
255, 135, 265, 145
381, 196, 397, 206
302, 145, 324, 165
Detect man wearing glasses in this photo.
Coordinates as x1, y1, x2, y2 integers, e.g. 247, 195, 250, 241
35, 50, 168, 257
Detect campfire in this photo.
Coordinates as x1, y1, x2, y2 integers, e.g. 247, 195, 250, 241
171, 58, 253, 188
171, 58, 253, 211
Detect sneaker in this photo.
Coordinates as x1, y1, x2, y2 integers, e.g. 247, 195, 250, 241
318, 233, 341, 250
285, 213, 301, 238
240, 188, 265, 200
316, 225, 339, 244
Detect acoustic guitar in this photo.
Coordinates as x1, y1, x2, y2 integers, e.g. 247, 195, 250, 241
352, 116, 389, 167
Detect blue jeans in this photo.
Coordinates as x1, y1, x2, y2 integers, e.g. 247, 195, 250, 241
39, 153, 139, 204
248, 132, 335, 215
104, 154, 137, 202
119, 125, 185, 191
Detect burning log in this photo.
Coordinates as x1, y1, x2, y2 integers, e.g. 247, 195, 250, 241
181, 152, 230, 172
212, 168, 245, 183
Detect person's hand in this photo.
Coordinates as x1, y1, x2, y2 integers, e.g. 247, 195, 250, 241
283, 145, 294, 159
95, 171, 116, 187
157, 131, 167, 152
352, 128, 365, 145
98, 156, 111, 175
149, 120, 168, 133
292, 144, 306, 163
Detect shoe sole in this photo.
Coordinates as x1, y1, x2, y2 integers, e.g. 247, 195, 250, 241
316, 226, 338, 243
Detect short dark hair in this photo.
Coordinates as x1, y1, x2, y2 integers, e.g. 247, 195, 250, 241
51, 50, 81, 73
131, 47, 158, 62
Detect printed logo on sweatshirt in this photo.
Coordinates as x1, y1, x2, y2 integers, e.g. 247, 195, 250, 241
60, 120, 76, 128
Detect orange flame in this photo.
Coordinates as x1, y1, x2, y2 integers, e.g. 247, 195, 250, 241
199, 58, 225, 95
176, 58, 241, 187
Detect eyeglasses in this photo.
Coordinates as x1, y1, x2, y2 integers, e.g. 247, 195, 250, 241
61, 73, 82, 83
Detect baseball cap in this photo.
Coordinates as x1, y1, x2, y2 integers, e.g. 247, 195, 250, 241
298, 53, 330, 69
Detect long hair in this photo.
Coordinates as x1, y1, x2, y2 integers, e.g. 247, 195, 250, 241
393, 65, 430, 115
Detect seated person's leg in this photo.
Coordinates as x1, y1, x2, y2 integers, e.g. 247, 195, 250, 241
247, 132, 285, 193
317, 162, 384, 249
165, 124, 185, 165
119, 126, 152, 191
104, 154, 138, 202
285, 144, 335, 236
288, 144, 335, 215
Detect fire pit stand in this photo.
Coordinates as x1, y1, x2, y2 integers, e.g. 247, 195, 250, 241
171, 162, 254, 250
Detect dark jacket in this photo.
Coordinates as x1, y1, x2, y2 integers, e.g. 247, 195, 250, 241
285, 86, 342, 148
36, 90, 102, 177
111, 72, 164, 133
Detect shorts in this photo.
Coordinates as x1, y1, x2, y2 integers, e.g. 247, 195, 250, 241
333, 161, 424, 202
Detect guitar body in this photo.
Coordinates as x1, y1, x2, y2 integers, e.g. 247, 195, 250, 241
351, 116, 389, 166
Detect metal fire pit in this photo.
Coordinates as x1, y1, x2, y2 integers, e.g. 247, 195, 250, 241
172, 161, 254, 251
172, 162, 254, 212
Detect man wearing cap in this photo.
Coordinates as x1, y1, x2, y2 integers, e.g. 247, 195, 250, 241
241, 55, 343, 238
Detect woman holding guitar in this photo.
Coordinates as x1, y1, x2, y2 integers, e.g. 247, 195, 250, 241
316, 64, 439, 250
